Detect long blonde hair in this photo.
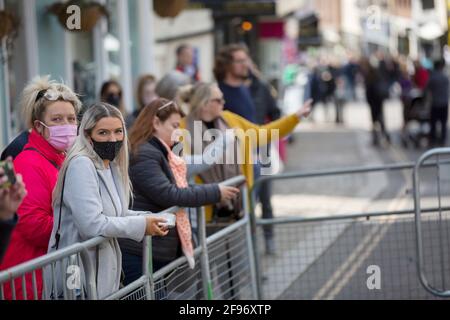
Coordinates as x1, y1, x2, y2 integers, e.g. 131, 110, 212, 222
176, 82, 214, 118
52, 102, 132, 207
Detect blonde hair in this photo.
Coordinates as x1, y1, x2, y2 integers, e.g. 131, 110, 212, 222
53, 102, 132, 207
176, 82, 215, 118
21, 75, 82, 128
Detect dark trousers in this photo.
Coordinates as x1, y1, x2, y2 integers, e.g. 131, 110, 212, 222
368, 97, 389, 142
122, 252, 142, 286
254, 164, 274, 240
335, 98, 345, 124
259, 180, 274, 240
430, 106, 449, 145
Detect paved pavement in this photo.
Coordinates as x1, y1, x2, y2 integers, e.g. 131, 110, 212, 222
255, 98, 450, 300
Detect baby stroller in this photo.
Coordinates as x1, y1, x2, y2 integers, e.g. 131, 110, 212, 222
401, 88, 430, 148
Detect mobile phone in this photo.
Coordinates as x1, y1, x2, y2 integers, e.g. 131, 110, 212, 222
0, 160, 17, 189
154, 212, 176, 229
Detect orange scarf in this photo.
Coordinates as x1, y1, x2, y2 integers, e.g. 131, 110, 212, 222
158, 138, 195, 269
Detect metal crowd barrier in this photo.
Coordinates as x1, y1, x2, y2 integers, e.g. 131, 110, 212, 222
0, 175, 257, 301
5, 150, 450, 301
250, 156, 450, 300
0, 236, 106, 300
414, 148, 450, 298
107, 175, 257, 301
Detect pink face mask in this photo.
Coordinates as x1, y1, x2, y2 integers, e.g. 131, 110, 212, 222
39, 122, 78, 151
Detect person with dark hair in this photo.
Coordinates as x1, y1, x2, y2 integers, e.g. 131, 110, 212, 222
213, 44, 256, 122
100, 80, 125, 114
247, 61, 282, 255
360, 57, 391, 146
156, 70, 192, 102
125, 74, 158, 128
426, 59, 450, 146
123, 98, 239, 298
176, 44, 200, 83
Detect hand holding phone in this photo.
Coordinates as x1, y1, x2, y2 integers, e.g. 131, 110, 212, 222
0, 159, 17, 189
0, 169, 26, 221
153, 212, 176, 229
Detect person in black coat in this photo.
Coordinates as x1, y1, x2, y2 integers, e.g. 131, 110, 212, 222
247, 67, 281, 255
1, 131, 30, 161
426, 59, 450, 146
360, 57, 391, 146
121, 98, 239, 292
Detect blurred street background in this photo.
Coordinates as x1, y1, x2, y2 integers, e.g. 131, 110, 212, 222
2, 0, 450, 299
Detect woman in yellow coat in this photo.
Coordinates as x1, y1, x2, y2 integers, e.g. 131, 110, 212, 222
177, 82, 312, 223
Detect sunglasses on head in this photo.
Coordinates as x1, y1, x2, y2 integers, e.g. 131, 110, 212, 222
35, 89, 73, 103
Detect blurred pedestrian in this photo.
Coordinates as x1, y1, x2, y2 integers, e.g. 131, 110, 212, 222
178, 82, 311, 298
360, 57, 391, 146
398, 61, 414, 144
155, 70, 192, 103
414, 60, 430, 90
321, 64, 337, 122
247, 60, 282, 255
308, 66, 325, 121
125, 74, 158, 128
343, 55, 359, 101
214, 44, 256, 122
334, 73, 347, 124
426, 59, 450, 147
179, 83, 312, 226
0, 76, 82, 300
176, 44, 200, 83
45, 102, 168, 299
100, 80, 125, 114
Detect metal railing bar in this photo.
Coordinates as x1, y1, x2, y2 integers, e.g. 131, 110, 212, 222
256, 206, 450, 226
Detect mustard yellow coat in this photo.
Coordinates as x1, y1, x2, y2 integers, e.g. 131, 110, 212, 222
180, 110, 300, 221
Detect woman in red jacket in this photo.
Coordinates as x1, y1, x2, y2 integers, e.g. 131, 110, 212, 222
0, 76, 81, 300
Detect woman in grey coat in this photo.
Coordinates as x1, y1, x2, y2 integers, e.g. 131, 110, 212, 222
44, 103, 168, 299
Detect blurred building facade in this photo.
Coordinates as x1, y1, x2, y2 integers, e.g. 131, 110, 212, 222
1, 0, 449, 149
0, 0, 214, 149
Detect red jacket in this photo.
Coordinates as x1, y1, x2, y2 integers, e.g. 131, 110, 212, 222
0, 130, 65, 300
414, 67, 430, 90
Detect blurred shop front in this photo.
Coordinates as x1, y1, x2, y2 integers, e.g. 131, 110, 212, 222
0, 0, 215, 149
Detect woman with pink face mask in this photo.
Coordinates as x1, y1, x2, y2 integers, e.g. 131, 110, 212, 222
0, 76, 82, 300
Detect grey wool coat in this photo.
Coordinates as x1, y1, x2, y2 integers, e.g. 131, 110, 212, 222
44, 155, 148, 299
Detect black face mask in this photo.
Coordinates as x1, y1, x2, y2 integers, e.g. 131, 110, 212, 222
92, 140, 123, 161
105, 94, 121, 108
